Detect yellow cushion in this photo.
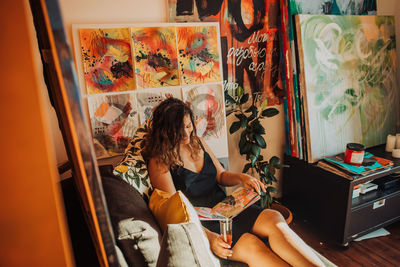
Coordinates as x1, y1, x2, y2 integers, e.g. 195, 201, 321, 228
149, 189, 200, 232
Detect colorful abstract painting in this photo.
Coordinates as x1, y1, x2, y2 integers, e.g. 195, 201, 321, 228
296, 15, 399, 162
79, 28, 135, 94
169, 0, 283, 108
136, 87, 182, 124
87, 93, 139, 158
182, 84, 228, 159
176, 26, 221, 85
131, 27, 180, 88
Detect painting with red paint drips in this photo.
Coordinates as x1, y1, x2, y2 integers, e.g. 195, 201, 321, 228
87, 93, 139, 158
131, 27, 180, 89
183, 84, 228, 159
79, 28, 136, 94
177, 26, 222, 85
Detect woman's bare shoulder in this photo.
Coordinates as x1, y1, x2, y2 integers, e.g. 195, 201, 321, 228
148, 156, 169, 173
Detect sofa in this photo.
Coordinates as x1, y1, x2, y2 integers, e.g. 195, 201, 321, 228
95, 125, 337, 267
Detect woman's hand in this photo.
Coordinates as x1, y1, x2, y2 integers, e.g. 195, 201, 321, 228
207, 230, 233, 259
240, 173, 266, 195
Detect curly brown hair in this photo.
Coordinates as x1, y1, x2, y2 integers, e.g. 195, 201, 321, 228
143, 97, 202, 167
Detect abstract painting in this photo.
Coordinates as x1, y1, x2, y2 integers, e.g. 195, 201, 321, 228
79, 28, 135, 94
182, 84, 228, 159
131, 27, 180, 88
295, 15, 399, 162
281, 0, 376, 159
136, 87, 182, 124
87, 93, 139, 158
169, 0, 283, 108
177, 26, 222, 85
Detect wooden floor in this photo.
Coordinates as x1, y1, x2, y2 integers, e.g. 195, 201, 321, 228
290, 217, 400, 266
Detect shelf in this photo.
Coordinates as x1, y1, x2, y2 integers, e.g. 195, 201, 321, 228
351, 184, 400, 209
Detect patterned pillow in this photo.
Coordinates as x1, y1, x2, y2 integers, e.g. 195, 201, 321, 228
113, 122, 153, 201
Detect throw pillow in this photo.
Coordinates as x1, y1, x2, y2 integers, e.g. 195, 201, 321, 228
156, 222, 220, 267
101, 174, 162, 267
148, 189, 202, 232
113, 122, 153, 201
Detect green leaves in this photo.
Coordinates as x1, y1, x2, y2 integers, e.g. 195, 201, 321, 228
240, 93, 249, 104
269, 156, 280, 167
229, 121, 241, 134
250, 119, 265, 135
245, 105, 258, 120
228, 86, 287, 209
266, 187, 278, 194
224, 90, 237, 104
255, 135, 266, 148
262, 108, 279, 117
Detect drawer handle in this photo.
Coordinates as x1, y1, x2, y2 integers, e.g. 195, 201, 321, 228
373, 199, 385, 209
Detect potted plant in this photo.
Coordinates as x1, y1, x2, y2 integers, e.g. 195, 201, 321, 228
226, 87, 292, 222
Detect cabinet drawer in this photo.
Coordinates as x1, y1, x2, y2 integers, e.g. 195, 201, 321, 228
348, 193, 400, 237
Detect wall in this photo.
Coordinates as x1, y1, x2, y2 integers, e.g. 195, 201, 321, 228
35, 0, 400, 193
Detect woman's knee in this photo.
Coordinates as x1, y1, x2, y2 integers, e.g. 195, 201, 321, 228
252, 209, 287, 236
232, 233, 289, 266
260, 209, 286, 226
231, 233, 268, 259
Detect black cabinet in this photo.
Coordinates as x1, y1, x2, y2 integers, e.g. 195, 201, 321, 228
282, 145, 400, 246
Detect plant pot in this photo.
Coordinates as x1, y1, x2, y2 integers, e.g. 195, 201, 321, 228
270, 202, 293, 225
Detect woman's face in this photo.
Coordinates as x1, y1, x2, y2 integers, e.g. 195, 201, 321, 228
181, 114, 193, 145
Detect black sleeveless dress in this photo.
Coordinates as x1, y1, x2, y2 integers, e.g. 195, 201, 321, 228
170, 151, 264, 246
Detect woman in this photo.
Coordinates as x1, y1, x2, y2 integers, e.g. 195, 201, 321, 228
144, 98, 324, 267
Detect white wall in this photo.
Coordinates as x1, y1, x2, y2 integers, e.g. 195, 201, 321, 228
32, 0, 400, 194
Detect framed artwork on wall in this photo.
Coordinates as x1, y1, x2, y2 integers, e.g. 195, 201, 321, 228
79, 28, 136, 94
131, 26, 180, 89
182, 84, 228, 161
87, 93, 139, 158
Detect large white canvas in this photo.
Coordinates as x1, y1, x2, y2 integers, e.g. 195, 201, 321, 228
136, 87, 182, 124
182, 84, 228, 159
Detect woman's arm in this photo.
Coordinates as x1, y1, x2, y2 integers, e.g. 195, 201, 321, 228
200, 139, 265, 194
147, 157, 176, 194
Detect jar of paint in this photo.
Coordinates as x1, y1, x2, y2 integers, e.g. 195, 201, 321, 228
344, 143, 365, 166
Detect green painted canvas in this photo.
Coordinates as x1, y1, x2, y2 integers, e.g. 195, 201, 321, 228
296, 15, 399, 162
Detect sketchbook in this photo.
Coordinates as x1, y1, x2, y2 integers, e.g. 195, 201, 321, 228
195, 188, 260, 220
323, 152, 393, 176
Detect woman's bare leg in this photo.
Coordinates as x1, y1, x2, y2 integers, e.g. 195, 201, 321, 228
251, 209, 324, 267
229, 233, 289, 267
